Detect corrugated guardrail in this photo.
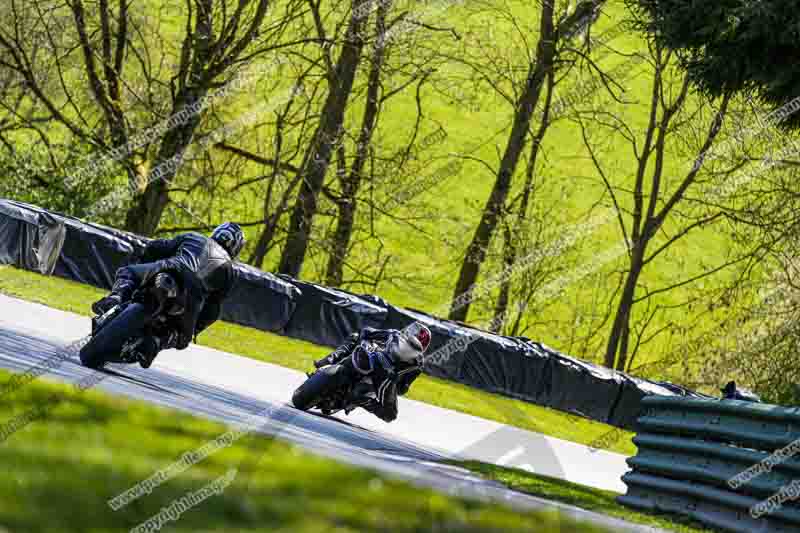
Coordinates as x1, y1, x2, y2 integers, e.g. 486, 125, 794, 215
618, 395, 800, 532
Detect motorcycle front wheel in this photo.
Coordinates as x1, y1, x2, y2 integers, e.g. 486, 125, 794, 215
292, 365, 350, 411
79, 303, 149, 369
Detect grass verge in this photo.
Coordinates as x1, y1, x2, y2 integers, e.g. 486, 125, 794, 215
0, 368, 615, 533
0, 265, 637, 456
456, 461, 715, 533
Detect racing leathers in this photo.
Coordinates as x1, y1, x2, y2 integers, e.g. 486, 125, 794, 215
313, 327, 423, 422
95, 232, 237, 366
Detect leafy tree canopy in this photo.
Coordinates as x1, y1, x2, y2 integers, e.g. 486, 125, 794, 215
626, 0, 800, 128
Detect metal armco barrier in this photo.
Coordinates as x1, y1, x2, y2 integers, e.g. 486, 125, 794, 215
618, 395, 800, 533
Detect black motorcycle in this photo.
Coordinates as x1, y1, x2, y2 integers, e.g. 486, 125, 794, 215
79, 271, 188, 369
292, 341, 381, 416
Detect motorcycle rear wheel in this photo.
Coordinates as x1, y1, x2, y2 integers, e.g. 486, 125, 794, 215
79, 303, 149, 369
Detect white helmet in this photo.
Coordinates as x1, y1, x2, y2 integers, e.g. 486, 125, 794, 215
404, 321, 432, 354
387, 322, 433, 364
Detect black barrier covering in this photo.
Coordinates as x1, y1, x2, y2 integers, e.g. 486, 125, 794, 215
0, 200, 66, 275
524, 342, 625, 423
54, 217, 137, 289
0, 199, 297, 334
332, 295, 707, 430
281, 276, 389, 346
380, 305, 625, 423
224, 265, 298, 334
84, 222, 150, 256
0, 198, 710, 430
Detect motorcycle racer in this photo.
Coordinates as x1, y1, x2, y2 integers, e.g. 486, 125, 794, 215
311, 322, 431, 422
88, 223, 244, 368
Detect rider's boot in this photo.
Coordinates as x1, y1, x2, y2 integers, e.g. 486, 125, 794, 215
313, 355, 333, 369
314, 342, 360, 369
92, 278, 136, 315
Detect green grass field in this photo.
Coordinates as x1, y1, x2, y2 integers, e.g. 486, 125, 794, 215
0, 368, 618, 533
0, 264, 638, 456
457, 461, 714, 533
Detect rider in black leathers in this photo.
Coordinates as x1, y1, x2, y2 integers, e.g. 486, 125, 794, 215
312, 323, 431, 422
90, 223, 244, 368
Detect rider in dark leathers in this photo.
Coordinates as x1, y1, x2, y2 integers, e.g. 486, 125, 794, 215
312, 323, 431, 422
90, 223, 244, 368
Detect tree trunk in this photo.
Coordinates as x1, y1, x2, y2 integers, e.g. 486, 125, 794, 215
600, 58, 728, 371
124, 91, 205, 235
250, 177, 282, 268
492, 222, 515, 333
618, 320, 631, 372
326, 191, 357, 285
122, 0, 271, 236
604, 248, 645, 369
250, 174, 304, 267
492, 70, 555, 333
251, 218, 276, 268
325, 0, 389, 286
251, 98, 291, 268
448, 1, 556, 322
278, 0, 373, 278
123, 0, 215, 236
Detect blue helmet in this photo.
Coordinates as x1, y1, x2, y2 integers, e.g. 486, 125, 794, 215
211, 222, 245, 259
